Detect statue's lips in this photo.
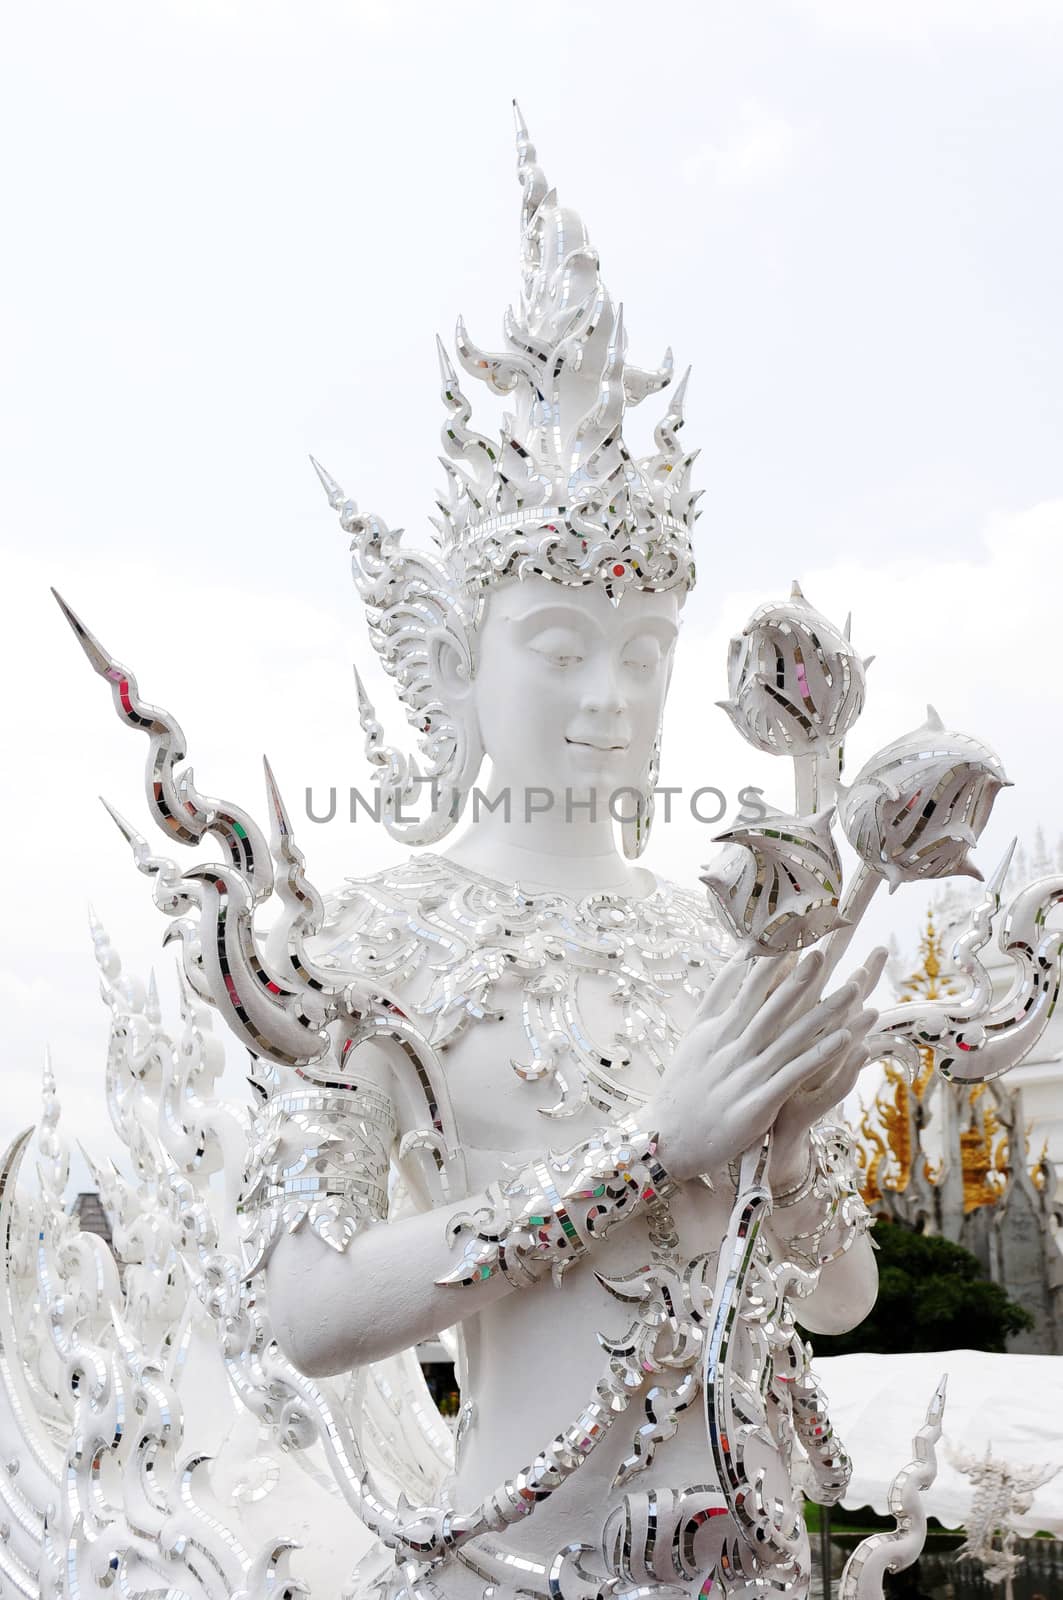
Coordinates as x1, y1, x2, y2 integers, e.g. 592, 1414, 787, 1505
565, 738, 629, 752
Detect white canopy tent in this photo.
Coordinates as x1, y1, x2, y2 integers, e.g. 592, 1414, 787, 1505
813, 1350, 1063, 1536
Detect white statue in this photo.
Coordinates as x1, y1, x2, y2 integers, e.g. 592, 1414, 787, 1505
245, 106, 885, 1594
949, 1443, 1060, 1594
11, 104, 1063, 1600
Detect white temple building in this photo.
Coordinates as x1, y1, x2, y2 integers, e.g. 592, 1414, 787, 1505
854, 829, 1063, 1352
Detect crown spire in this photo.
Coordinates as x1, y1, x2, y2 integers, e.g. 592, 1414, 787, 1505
316, 109, 697, 602
424, 106, 697, 599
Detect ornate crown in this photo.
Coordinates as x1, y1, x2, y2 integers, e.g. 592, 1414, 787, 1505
315, 103, 699, 605
312, 106, 701, 842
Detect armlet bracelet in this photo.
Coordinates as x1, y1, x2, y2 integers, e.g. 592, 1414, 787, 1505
769, 1121, 871, 1269
435, 1114, 678, 1290
238, 1082, 398, 1276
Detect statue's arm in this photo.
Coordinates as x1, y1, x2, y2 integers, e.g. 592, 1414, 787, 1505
263, 1170, 523, 1377
246, 1028, 675, 1377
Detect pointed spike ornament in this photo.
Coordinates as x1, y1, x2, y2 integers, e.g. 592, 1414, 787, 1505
435, 331, 454, 382
261, 753, 327, 964
56, 591, 274, 896
262, 753, 293, 839
987, 836, 1018, 896
99, 796, 185, 900
55, 593, 369, 1055
145, 969, 161, 1026
99, 795, 140, 848
309, 454, 362, 534
36, 1044, 69, 1206
51, 587, 116, 676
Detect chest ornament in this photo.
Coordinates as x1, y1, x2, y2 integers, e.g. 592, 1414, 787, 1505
319, 854, 731, 1119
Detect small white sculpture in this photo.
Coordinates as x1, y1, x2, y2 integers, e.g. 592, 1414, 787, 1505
950, 1444, 1060, 1595
838, 1378, 948, 1600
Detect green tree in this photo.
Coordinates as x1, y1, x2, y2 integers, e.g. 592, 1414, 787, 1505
802, 1218, 1034, 1357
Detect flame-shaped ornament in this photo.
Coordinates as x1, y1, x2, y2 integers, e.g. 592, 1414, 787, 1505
837, 707, 1009, 891
718, 581, 869, 758
700, 808, 847, 955
871, 843, 1063, 1083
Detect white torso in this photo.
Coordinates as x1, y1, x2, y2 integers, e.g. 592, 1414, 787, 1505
309, 853, 788, 1572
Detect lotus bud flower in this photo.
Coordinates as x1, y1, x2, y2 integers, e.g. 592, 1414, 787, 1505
700, 807, 848, 955
837, 707, 1009, 891
718, 580, 870, 757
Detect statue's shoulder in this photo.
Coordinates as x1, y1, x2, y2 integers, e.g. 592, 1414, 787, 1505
321, 852, 454, 922
314, 853, 457, 957
305, 855, 466, 1020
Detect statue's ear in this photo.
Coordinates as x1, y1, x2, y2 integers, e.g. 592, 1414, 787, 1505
425, 625, 485, 788
427, 626, 475, 703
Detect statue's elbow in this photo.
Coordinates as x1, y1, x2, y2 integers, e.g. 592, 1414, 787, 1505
262, 1222, 429, 1376
263, 1233, 370, 1377
798, 1242, 879, 1336
270, 1303, 351, 1379
799, 1283, 877, 1338
273, 1305, 413, 1377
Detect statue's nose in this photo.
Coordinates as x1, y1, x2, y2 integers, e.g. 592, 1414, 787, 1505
580, 687, 625, 716
579, 663, 625, 716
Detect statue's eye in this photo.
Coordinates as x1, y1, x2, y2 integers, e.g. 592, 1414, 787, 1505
622, 636, 663, 672
527, 627, 585, 667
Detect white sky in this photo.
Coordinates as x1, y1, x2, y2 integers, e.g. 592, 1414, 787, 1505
2, 0, 1062, 1173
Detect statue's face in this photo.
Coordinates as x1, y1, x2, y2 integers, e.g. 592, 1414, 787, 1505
469, 575, 681, 802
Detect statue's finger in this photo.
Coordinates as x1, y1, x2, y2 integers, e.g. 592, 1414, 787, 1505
739, 948, 827, 1049
711, 950, 799, 1046
802, 1035, 875, 1113
767, 1028, 853, 1108
850, 944, 889, 999
777, 977, 862, 1050
695, 948, 752, 1020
